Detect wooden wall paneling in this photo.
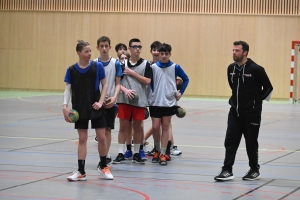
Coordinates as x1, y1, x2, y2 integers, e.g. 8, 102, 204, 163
0, 3, 299, 97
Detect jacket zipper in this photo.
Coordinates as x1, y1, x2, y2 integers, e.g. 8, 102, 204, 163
236, 74, 239, 116
253, 100, 255, 108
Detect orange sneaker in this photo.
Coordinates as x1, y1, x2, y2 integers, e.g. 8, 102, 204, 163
67, 171, 87, 181
152, 150, 160, 163
165, 154, 171, 161
98, 166, 113, 180
159, 154, 167, 165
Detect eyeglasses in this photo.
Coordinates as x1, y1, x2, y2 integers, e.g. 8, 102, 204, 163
130, 45, 142, 49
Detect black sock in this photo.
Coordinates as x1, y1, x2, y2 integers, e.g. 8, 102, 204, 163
78, 160, 85, 175
126, 144, 131, 151
100, 156, 107, 169
139, 144, 143, 151
166, 140, 172, 154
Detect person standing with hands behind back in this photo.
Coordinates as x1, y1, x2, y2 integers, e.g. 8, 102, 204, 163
214, 41, 273, 181
63, 40, 113, 181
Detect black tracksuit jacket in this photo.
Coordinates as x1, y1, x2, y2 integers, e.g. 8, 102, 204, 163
227, 58, 273, 116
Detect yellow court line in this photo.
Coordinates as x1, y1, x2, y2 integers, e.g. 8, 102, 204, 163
0, 136, 299, 153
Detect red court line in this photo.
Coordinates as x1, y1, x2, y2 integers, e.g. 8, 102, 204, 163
96, 183, 150, 200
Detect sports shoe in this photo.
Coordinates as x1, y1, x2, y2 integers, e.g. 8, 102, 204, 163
106, 156, 112, 164
171, 146, 182, 155
147, 147, 155, 156
139, 149, 147, 161
243, 169, 261, 180
152, 150, 160, 163
165, 154, 171, 161
94, 137, 98, 144
143, 141, 149, 153
98, 166, 113, 180
132, 153, 145, 164
159, 154, 167, 165
214, 170, 235, 181
124, 150, 133, 159
67, 171, 87, 181
112, 153, 125, 164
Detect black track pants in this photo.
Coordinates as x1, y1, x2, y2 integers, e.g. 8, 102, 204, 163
222, 112, 261, 172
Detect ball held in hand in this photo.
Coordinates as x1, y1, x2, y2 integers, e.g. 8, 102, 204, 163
69, 109, 79, 123
129, 91, 139, 104
176, 107, 186, 118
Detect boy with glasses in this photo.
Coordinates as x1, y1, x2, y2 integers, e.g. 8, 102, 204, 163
113, 38, 152, 164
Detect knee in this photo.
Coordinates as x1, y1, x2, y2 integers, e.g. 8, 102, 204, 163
78, 136, 87, 145
97, 136, 106, 144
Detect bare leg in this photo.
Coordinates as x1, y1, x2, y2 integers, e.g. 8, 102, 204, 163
152, 117, 161, 152
96, 128, 107, 156
105, 127, 111, 155
132, 120, 142, 146
119, 119, 129, 145
126, 122, 133, 145
77, 129, 88, 159
144, 127, 153, 141
161, 116, 172, 152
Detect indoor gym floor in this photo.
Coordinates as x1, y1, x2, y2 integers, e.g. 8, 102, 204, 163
0, 91, 299, 200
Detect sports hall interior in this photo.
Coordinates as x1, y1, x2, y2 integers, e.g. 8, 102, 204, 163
0, 0, 300, 199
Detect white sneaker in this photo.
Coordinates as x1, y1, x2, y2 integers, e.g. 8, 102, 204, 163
67, 171, 87, 181
171, 146, 182, 156
98, 166, 113, 180
143, 142, 148, 153
94, 137, 98, 144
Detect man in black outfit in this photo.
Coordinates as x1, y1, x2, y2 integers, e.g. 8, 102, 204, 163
214, 41, 273, 181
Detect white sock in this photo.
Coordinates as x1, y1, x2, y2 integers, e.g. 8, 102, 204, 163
119, 144, 125, 154
134, 144, 140, 154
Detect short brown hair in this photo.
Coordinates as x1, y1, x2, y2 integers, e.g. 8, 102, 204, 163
76, 40, 90, 52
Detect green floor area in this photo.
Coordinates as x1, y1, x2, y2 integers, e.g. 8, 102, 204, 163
0, 90, 62, 99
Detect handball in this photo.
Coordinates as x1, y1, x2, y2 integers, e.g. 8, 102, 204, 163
176, 107, 186, 118
129, 91, 139, 104
69, 109, 79, 123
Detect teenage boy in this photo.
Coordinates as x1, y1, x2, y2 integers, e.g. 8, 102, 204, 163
144, 41, 183, 158
93, 36, 122, 165
149, 43, 189, 165
113, 38, 152, 164
63, 40, 113, 180
115, 43, 127, 58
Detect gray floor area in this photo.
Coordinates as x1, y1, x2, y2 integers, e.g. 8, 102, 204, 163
0, 92, 300, 200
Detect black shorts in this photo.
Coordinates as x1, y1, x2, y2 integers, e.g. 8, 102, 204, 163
75, 114, 106, 129
105, 106, 117, 129
149, 106, 176, 118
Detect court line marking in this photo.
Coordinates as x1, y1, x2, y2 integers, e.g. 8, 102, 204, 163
262, 148, 300, 165
278, 187, 300, 200
232, 179, 275, 200
0, 135, 298, 153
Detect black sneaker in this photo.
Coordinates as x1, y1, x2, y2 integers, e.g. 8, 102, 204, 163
214, 170, 235, 181
147, 147, 155, 156
132, 153, 145, 164
243, 169, 261, 180
94, 137, 98, 144
106, 157, 112, 164
112, 153, 125, 164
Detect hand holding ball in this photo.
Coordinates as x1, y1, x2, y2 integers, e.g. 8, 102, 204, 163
69, 109, 79, 123
176, 107, 186, 118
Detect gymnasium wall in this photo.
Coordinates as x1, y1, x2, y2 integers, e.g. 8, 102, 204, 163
0, 0, 299, 99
